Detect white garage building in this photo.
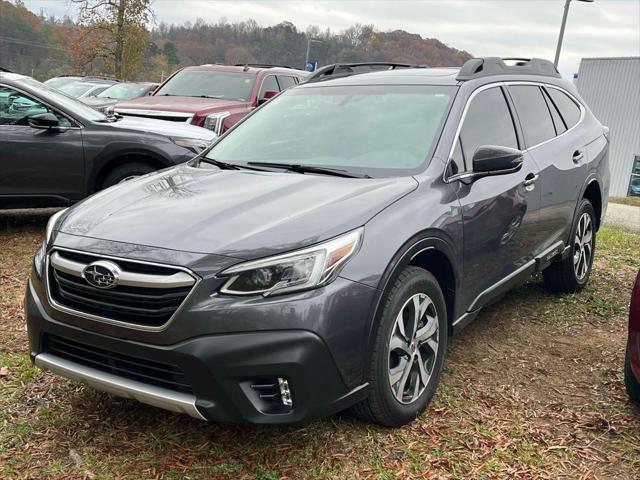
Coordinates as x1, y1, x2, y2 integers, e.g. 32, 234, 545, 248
575, 57, 640, 197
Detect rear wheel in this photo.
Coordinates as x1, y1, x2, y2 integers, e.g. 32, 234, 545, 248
624, 348, 640, 402
352, 267, 447, 426
100, 162, 157, 190
543, 198, 596, 293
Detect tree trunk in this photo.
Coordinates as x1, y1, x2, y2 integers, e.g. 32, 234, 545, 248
114, 0, 125, 78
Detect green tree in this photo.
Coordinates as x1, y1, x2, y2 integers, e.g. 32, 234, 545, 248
162, 41, 179, 66
71, 0, 153, 79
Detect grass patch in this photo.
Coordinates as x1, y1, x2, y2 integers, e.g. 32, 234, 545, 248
609, 196, 640, 207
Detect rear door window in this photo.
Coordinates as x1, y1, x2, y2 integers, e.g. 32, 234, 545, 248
542, 88, 567, 135
546, 87, 581, 129
277, 76, 297, 90
258, 75, 280, 100
509, 85, 556, 147
450, 86, 518, 175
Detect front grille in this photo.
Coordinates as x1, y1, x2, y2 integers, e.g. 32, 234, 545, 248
118, 112, 191, 123
43, 334, 192, 394
48, 249, 196, 328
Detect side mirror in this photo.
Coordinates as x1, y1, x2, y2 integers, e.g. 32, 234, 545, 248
258, 90, 278, 105
28, 112, 60, 130
472, 145, 523, 177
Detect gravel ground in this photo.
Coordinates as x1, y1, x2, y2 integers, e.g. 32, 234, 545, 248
604, 202, 640, 233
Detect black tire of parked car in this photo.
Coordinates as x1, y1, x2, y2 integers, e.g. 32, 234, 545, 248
352, 266, 448, 427
543, 198, 596, 293
101, 162, 157, 189
624, 349, 640, 402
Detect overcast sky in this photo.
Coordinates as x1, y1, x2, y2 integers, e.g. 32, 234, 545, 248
20, 0, 640, 78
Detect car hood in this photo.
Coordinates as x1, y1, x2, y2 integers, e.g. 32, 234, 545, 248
58, 163, 418, 259
115, 95, 248, 113
102, 116, 216, 141
81, 97, 118, 108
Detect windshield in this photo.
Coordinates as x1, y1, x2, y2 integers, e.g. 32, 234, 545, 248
206, 85, 455, 177
59, 82, 99, 97
156, 70, 255, 101
44, 77, 80, 89
17, 77, 108, 122
98, 83, 150, 99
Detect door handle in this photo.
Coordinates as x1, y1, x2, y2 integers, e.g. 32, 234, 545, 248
523, 173, 539, 187
573, 150, 584, 164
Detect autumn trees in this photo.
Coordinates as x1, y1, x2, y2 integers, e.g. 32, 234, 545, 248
70, 0, 152, 79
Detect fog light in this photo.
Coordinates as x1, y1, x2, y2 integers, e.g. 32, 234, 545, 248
278, 377, 293, 407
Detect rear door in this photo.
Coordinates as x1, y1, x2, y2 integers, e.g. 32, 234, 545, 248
507, 83, 586, 250
449, 85, 542, 312
0, 85, 84, 204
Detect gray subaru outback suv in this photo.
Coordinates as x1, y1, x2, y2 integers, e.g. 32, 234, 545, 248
25, 58, 610, 426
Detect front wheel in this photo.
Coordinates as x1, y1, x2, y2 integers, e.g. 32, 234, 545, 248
543, 198, 596, 293
352, 267, 448, 426
100, 162, 157, 190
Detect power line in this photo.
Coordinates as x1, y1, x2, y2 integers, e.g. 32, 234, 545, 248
0, 36, 71, 53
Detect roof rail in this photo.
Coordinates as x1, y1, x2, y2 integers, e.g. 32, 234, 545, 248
0, 67, 12, 73
305, 62, 427, 84
456, 57, 560, 81
234, 63, 294, 69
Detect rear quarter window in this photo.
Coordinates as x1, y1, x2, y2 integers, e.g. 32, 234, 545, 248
546, 87, 582, 129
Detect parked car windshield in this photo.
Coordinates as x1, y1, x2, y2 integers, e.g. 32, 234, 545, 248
98, 83, 151, 99
58, 82, 100, 97
17, 77, 108, 122
155, 70, 255, 101
43, 77, 81, 89
206, 85, 456, 177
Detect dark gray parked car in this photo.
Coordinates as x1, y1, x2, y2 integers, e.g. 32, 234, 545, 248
0, 72, 215, 209
25, 58, 610, 426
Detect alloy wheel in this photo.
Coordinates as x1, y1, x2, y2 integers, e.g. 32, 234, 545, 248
387, 293, 439, 404
573, 212, 593, 281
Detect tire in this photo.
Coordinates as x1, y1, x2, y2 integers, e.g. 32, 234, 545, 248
352, 266, 448, 427
100, 162, 157, 190
543, 198, 596, 293
624, 348, 640, 402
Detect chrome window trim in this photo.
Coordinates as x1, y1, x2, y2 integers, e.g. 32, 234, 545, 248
35, 352, 206, 420
0, 82, 83, 129
45, 246, 201, 332
443, 81, 586, 183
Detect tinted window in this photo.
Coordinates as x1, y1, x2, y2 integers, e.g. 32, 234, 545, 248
277, 76, 296, 90
155, 70, 256, 101
259, 75, 279, 99
546, 87, 581, 129
509, 85, 556, 147
450, 87, 518, 174
542, 89, 567, 135
207, 85, 455, 177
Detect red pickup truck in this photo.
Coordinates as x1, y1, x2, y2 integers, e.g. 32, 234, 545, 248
115, 64, 308, 135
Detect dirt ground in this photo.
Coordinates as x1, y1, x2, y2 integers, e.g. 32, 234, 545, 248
1, 209, 639, 479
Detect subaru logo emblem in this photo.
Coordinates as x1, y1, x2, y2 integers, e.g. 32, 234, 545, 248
82, 261, 120, 289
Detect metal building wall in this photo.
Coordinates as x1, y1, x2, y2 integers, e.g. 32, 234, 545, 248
576, 57, 640, 197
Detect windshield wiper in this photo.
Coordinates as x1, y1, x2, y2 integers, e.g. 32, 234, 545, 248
247, 162, 371, 178
198, 157, 242, 170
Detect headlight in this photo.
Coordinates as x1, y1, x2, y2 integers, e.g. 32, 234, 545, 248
203, 111, 230, 135
219, 228, 363, 297
35, 208, 67, 277
171, 137, 212, 154
45, 208, 67, 247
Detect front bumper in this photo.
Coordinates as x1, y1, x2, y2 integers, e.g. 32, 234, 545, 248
26, 279, 369, 423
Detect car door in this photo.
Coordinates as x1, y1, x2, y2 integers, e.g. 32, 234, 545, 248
507, 83, 586, 250
0, 85, 85, 203
447, 85, 543, 312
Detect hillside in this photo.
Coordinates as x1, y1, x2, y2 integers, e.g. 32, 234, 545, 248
0, 0, 472, 81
